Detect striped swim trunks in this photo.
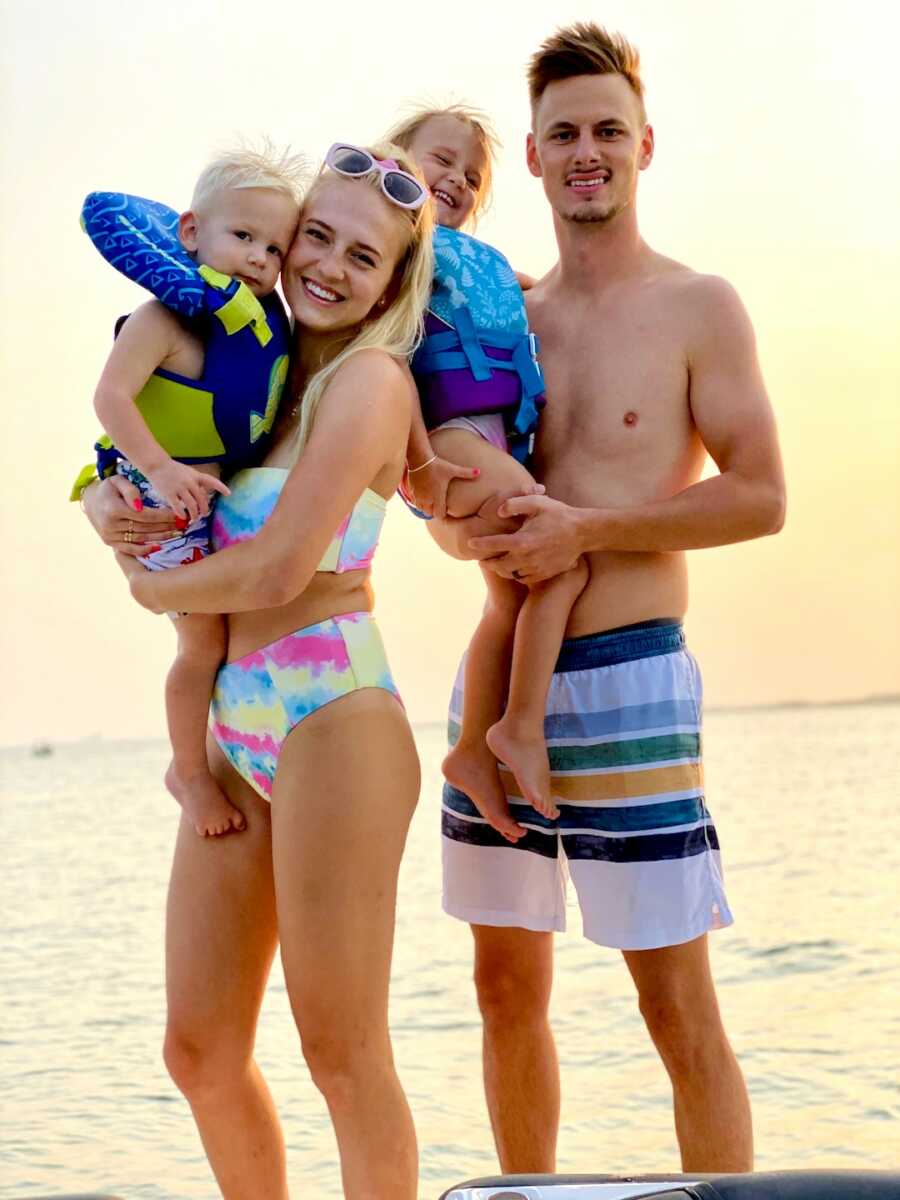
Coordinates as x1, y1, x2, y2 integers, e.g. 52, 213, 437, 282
441, 619, 733, 950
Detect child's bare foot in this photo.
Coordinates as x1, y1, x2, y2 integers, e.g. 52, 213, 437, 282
486, 718, 559, 820
442, 741, 525, 843
164, 762, 246, 837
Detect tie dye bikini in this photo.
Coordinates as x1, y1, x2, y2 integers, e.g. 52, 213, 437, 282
208, 468, 401, 800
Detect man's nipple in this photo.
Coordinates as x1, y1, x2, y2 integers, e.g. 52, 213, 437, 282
624, 410, 639, 426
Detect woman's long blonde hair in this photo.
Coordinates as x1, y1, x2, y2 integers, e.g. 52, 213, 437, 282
292, 142, 434, 457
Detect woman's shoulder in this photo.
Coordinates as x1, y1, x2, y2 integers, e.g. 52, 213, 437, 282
329, 348, 416, 410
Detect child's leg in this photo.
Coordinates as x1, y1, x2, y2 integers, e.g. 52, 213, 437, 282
164, 613, 245, 837
443, 568, 526, 843
487, 560, 590, 817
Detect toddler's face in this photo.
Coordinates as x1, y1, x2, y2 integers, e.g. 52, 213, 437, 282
184, 188, 299, 297
405, 116, 487, 230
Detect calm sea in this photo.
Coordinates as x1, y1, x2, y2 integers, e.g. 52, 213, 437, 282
3, 703, 899, 1198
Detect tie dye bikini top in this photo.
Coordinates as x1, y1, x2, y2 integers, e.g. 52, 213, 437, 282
211, 467, 385, 573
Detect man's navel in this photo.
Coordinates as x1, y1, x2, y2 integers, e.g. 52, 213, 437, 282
623, 410, 639, 427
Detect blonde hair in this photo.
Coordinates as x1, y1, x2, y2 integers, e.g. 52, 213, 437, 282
528, 23, 646, 123
292, 142, 435, 458
191, 141, 310, 213
386, 103, 499, 226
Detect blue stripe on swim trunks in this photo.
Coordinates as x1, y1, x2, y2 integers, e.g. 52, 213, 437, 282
442, 620, 717, 864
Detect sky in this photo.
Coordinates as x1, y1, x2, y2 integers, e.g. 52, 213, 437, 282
2, 0, 899, 745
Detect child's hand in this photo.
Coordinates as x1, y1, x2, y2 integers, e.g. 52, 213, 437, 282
149, 461, 231, 523
408, 455, 481, 519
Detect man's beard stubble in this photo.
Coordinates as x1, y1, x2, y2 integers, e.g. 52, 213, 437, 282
565, 196, 630, 225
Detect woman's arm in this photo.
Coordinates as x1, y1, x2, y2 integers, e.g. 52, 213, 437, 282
94, 302, 228, 521
130, 349, 413, 615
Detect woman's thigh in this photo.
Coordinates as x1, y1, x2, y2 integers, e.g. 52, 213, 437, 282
269, 689, 419, 1029
166, 736, 279, 1045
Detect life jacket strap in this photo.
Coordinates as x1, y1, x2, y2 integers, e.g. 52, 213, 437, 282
199, 266, 273, 347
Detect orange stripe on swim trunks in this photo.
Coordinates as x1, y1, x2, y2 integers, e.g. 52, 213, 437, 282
499, 761, 702, 803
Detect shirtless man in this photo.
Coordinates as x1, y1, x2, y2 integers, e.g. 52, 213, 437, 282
434, 23, 785, 1174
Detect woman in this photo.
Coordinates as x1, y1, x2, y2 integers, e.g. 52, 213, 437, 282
83, 143, 435, 1200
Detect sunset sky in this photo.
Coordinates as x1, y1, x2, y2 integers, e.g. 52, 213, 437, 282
3, 0, 898, 745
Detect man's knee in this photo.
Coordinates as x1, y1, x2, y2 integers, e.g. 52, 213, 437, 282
473, 929, 552, 1028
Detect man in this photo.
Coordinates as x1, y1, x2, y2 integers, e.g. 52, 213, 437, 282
436, 23, 785, 1173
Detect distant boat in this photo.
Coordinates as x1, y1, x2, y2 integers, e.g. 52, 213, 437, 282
31, 741, 53, 758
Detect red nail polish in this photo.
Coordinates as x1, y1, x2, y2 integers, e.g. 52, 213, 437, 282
175, 516, 188, 530
133, 499, 144, 511
148, 545, 162, 553
473, 469, 481, 477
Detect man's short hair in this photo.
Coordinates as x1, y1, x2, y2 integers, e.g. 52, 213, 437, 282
191, 142, 309, 213
528, 22, 646, 123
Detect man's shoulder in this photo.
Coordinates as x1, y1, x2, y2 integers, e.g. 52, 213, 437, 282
652, 255, 742, 313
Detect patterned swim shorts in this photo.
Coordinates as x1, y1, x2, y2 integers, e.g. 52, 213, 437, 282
441, 619, 733, 951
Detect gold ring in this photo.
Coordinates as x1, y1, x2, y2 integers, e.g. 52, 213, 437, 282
124, 529, 133, 544
128, 519, 135, 534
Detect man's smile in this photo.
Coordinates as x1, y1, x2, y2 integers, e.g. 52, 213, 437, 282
566, 168, 612, 195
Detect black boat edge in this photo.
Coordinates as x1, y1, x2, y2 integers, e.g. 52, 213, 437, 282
440, 1170, 900, 1199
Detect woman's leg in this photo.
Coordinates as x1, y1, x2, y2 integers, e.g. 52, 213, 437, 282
164, 612, 245, 836
487, 559, 590, 816
271, 688, 420, 1200
164, 738, 286, 1200
443, 568, 526, 841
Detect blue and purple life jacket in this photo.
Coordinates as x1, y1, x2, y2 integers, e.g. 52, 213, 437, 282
412, 226, 545, 463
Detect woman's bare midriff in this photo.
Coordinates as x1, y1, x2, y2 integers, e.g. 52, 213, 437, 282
225, 571, 375, 663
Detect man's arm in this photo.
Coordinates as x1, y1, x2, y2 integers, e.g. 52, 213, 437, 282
471, 276, 786, 581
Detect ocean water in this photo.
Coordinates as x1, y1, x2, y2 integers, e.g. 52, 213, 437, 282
2, 703, 899, 1198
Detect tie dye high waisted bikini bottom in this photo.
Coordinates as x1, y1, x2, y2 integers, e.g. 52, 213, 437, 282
209, 611, 401, 801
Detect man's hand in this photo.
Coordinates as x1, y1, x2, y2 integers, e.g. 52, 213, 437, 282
407, 454, 481, 519
468, 494, 586, 583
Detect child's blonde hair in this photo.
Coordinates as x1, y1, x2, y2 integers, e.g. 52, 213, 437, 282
292, 142, 435, 458
191, 142, 310, 213
386, 103, 499, 226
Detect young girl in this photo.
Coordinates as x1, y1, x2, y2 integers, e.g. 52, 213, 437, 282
388, 106, 589, 842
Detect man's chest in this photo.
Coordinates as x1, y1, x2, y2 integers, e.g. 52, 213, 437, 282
531, 291, 692, 457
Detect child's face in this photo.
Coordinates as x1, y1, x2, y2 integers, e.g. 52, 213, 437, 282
180, 188, 299, 298
405, 116, 487, 230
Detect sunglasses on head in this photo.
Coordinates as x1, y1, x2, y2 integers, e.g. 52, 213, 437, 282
325, 144, 427, 211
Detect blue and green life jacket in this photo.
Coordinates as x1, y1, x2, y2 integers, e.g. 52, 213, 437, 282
412, 226, 545, 463
70, 192, 290, 499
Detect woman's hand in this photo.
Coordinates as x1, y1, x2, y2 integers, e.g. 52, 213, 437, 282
407, 454, 480, 519
82, 475, 184, 556
148, 459, 230, 522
